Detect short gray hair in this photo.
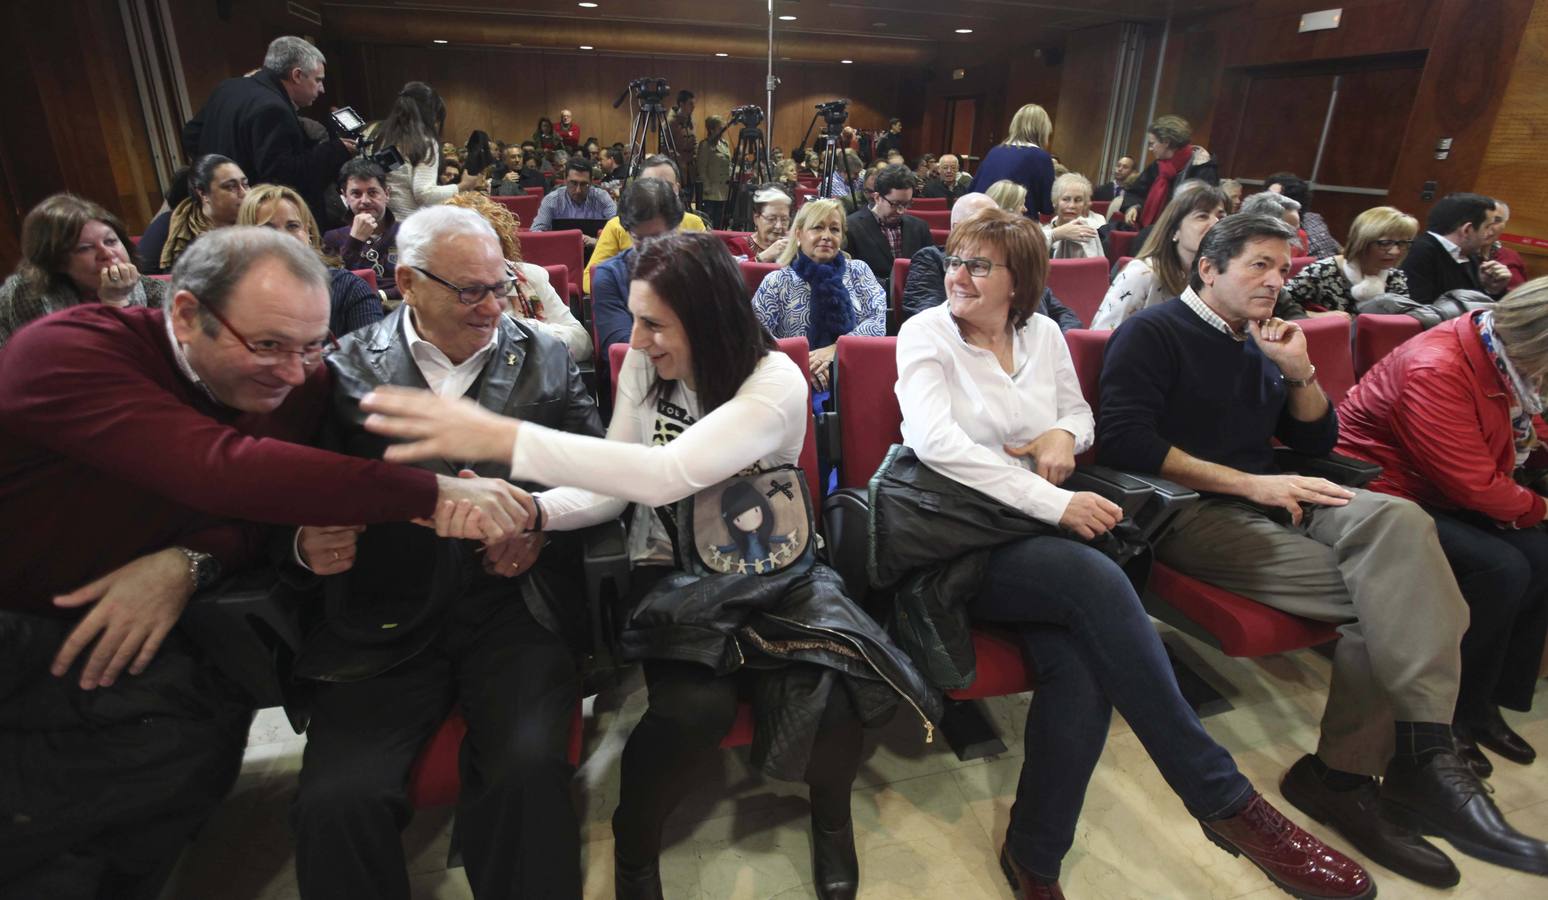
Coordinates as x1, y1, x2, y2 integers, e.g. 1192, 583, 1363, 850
170, 226, 327, 321
1190, 213, 1298, 292
263, 36, 325, 77
397, 206, 502, 269
1240, 191, 1301, 221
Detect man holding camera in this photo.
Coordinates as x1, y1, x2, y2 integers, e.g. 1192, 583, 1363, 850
183, 36, 354, 228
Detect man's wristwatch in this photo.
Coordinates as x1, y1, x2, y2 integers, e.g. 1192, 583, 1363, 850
1283, 364, 1318, 388
174, 547, 221, 591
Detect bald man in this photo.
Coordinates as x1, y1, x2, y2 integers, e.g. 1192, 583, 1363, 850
899, 192, 1084, 328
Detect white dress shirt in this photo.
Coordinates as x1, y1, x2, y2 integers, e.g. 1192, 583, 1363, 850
1430, 231, 1467, 264
896, 304, 1094, 526
402, 306, 498, 398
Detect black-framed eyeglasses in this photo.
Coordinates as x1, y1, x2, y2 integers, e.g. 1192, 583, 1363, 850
945, 255, 997, 277
1372, 239, 1414, 250
878, 195, 913, 210
199, 301, 337, 366
410, 266, 516, 306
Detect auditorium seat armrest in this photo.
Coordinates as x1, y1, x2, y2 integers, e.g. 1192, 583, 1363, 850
1273, 448, 1382, 488
820, 487, 871, 610
581, 519, 631, 674
179, 568, 310, 730
1068, 465, 1201, 544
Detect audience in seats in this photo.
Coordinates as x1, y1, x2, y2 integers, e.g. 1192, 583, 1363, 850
491, 145, 543, 196
1092, 155, 1135, 202
1119, 115, 1218, 228
776, 158, 801, 197
439, 159, 463, 187
903, 192, 1084, 330
1240, 191, 1308, 255
751, 198, 887, 390
1090, 184, 1228, 329
1488, 201, 1529, 290
895, 206, 1372, 900
1266, 173, 1340, 258
1098, 213, 1548, 887
1044, 172, 1106, 258
827, 149, 866, 199
590, 177, 687, 354
532, 116, 562, 154
529, 158, 617, 241
323, 158, 402, 301
352, 231, 939, 900
696, 114, 733, 227
138, 154, 249, 275
986, 179, 1029, 216
726, 184, 793, 263
182, 36, 353, 227
1219, 178, 1243, 213
554, 108, 580, 150
375, 82, 484, 220
1337, 278, 1548, 783
1281, 206, 1417, 317
1402, 193, 1512, 303
583, 155, 706, 292
289, 206, 601, 900
921, 153, 972, 203
594, 147, 625, 195
444, 192, 592, 361
238, 184, 383, 336
0, 194, 169, 347
970, 103, 1056, 218
0, 227, 526, 899
844, 164, 932, 294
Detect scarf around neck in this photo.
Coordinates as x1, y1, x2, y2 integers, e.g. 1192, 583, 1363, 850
1140, 143, 1192, 229
790, 249, 854, 349
1477, 309, 1543, 465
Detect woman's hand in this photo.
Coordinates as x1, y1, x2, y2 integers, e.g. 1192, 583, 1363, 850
1050, 221, 1097, 244
809, 344, 837, 391
1124, 205, 1140, 226
1005, 428, 1077, 485
757, 237, 790, 263
361, 386, 522, 464
1059, 492, 1122, 540
97, 262, 140, 306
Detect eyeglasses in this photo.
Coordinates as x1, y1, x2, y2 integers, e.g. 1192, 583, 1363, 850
945, 256, 998, 277
410, 266, 516, 306
755, 214, 791, 227
1372, 239, 1414, 250
199, 301, 337, 366
878, 195, 913, 210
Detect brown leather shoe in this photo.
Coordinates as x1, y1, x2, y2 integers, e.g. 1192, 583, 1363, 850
1202, 792, 1376, 899
999, 844, 1066, 899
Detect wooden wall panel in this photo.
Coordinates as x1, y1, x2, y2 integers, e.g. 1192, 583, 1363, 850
1053, 25, 1124, 185
1472, 0, 1548, 279
170, 0, 321, 121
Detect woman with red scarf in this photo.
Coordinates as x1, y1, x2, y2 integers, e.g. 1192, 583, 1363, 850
1120, 114, 1219, 228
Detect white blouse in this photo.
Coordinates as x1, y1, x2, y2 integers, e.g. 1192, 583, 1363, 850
1041, 212, 1106, 260
1090, 256, 1174, 330
508, 261, 591, 362
896, 304, 1093, 526
386, 147, 458, 220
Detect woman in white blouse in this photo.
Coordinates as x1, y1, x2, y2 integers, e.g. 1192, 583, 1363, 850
358, 232, 882, 900
370, 81, 484, 220
1042, 172, 1105, 259
895, 208, 1368, 898
1090, 183, 1227, 330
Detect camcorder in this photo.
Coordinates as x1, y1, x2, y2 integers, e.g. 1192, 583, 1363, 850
330, 105, 404, 171
614, 76, 671, 108
815, 99, 850, 128
728, 104, 765, 129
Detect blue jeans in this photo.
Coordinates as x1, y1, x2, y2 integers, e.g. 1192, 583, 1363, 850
969, 535, 1253, 880
1428, 510, 1548, 720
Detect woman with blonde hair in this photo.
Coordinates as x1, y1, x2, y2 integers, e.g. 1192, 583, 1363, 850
239, 184, 382, 335
750, 198, 886, 389
1283, 206, 1419, 316
986, 180, 1028, 216
443, 192, 592, 360
1044, 172, 1106, 259
969, 103, 1056, 217
1091, 183, 1228, 329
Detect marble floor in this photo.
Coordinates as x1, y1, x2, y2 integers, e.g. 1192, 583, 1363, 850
163, 627, 1548, 900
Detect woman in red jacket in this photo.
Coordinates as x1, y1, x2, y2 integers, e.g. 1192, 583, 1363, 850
1337, 278, 1548, 778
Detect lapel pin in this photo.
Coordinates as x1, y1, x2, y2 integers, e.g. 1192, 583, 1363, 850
506, 352, 517, 366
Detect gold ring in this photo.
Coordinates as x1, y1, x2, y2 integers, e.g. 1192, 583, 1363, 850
332, 549, 341, 562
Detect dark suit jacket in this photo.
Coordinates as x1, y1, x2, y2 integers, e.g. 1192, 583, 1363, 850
1401, 231, 1487, 304
305, 308, 604, 679
845, 209, 932, 297
1092, 181, 1123, 202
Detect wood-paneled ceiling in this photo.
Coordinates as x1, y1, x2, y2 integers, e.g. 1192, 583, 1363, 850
320, 0, 1243, 66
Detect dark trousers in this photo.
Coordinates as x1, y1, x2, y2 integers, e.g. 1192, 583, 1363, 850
968, 536, 1253, 881
699, 199, 727, 229
1428, 510, 1548, 722
0, 618, 251, 900
291, 586, 580, 900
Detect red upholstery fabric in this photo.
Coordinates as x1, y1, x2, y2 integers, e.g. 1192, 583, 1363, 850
930, 228, 949, 247
738, 260, 780, 299
911, 197, 948, 211
1090, 200, 1110, 217
1353, 314, 1422, 379
541, 264, 569, 306
1046, 257, 1109, 327
518, 230, 584, 301
523, 186, 545, 196
910, 210, 951, 230
1063, 329, 1109, 465
1289, 256, 1315, 278
946, 629, 1033, 699
1106, 229, 1136, 266
891, 258, 911, 322
835, 336, 902, 489
350, 268, 377, 295
712, 230, 749, 254
491, 193, 542, 228
408, 705, 584, 809
1115, 256, 1134, 274
1299, 314, 1356, 405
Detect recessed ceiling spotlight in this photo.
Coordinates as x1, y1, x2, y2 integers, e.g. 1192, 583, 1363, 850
779, 14, 797, 20
841, 59, 853, 64
873, 21, 888, 27
955, 28, 974, 33
433, 39, 448, 44
578, 1, 598, 6
579, 45, 594, 50
715, 52, 728, 56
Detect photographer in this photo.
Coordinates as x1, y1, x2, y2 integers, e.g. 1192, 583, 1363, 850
182, 36, 354, 227
375, 82, 485, 219
695, 115, 732, 227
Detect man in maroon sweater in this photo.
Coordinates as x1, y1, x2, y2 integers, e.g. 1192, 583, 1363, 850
0, 227, 533, 898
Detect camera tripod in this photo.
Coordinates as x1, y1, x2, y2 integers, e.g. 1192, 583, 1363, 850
613, 79, 677, 180
798, 105, 860, 201
721, 125, 773, 230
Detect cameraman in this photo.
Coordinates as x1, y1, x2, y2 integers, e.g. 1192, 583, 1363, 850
182, 36, 354, 227
695, 115, 732, 227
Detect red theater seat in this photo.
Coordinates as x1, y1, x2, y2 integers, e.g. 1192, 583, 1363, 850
891, 258, 911, 324
518, 230, 584, 302
1353, 314, 1421, 379
930, 228, 949, 247
1106, 229, 1136, 266
350, 268, 377, 295
491, 193, 542, 228
712, 230, 750, 254
408, 706, 584, 809
1290, 256, 1315, 278
1046, 257, 1109, 327
738, 260, 780, 300
1299, 314, 1356, 405
912, 197, 948, 211
1090, 200, 1110, 217
524, 186, 545, 196
910, 210, 951, 230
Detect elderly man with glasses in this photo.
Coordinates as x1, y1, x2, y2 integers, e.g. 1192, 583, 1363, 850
0, 226, 530, 898
287, 205, 602, 900
845, 163, 933, 302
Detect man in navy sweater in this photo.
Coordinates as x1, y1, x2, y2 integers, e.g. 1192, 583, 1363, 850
1098, 214, 1548, 887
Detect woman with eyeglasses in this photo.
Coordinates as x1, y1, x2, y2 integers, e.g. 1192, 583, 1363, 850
238, 184, 383, 336
727, 184, 793, 263
896, 207, 1372, 900
1283, 207, 1419, 316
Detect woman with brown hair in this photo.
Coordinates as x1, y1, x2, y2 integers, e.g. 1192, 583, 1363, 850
1091, 183, 1229, 329
0, 193, 167, 347
238, 184, 382, 335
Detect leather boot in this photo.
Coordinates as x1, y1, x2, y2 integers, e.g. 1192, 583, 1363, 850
1281, 754, 1459, 888
810, 814, 858, 900
1382, 749, 1548, 875
614, 853, 664, 900
1202, 791, 1376, 899
999, 844, 1066, 899
1477, 708, 1537, 765
1451, 724, 1495, 779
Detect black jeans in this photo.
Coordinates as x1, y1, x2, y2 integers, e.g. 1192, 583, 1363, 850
1428, 509, 1548, 723
968, 536, 1253, 881
291, 584, 579, 900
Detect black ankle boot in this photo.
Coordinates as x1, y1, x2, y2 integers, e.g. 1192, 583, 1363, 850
614, 853, 663, 900
810, 813, 858, 900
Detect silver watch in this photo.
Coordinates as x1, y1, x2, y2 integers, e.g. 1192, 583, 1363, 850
174, 547, 221, 591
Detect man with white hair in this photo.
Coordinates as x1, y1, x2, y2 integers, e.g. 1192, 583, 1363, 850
900, 192, 1085, 328
183, 35, 356, 225
289, 206, 601, 900
921, 153, 971, 202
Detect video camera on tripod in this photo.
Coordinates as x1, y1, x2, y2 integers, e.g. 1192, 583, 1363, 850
329, 105, 405, 171
614, 76, 672, 109
815, 99, 850, 129
727, 104, 765, 129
